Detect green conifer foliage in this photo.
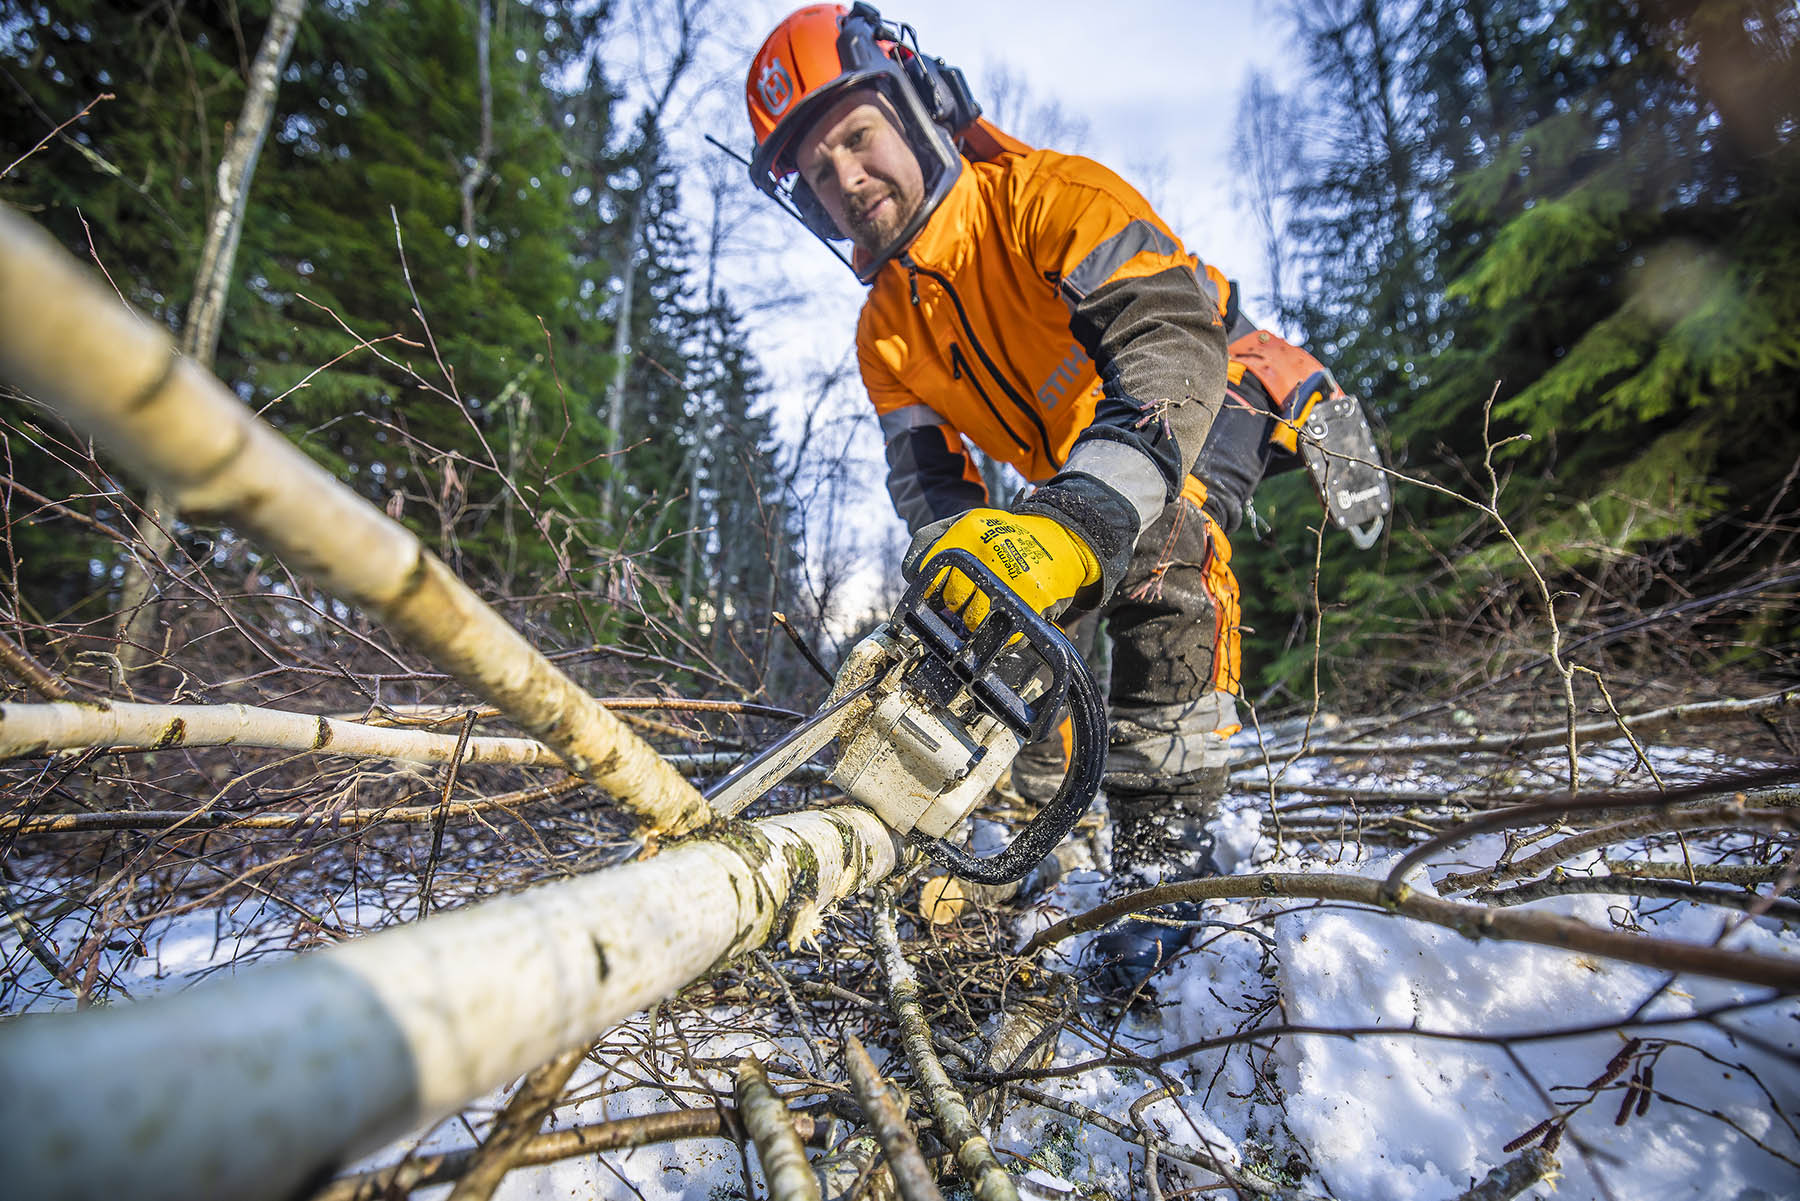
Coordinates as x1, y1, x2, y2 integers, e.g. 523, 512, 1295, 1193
1235, 0, 1799, 697
3, 0, 806, 681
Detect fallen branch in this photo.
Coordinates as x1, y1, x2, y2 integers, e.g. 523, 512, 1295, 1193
0, 629, 88, 701
1382, 768, 1800, 900
736, 1055, 822, 1201
987, 996, 1794, 1084
1271, 690, 1795, 760
1602, 859, 1795, 886
1022, 871, 1800, 990
970, 976, 1071, 1128
1438, 800, 1790, 892
1471, 876, 1800, 920
871, 887, 1017, 1201
0, 753, 816, 840
309, 1105, 818, 1201
342, 697, 805, 726
0, 209, 712, 836
0, 700, 564, 767
0, 775, 586, 836
1005, 1083, 1324, 1200
843, 1033, 943, 1201
1451, 1147, 1561, 1201
811, 1130, 894, 1201
449, 1046, 588, 1201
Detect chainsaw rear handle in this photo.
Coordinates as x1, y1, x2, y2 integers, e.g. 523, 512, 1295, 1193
893, 548, 1105, 884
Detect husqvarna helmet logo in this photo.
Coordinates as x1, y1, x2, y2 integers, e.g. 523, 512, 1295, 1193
758, 59, 793, 115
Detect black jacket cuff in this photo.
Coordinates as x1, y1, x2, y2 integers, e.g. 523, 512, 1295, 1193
1014, 471, 1141, 607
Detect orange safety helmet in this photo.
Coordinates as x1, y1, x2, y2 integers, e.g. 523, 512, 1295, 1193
746, 3, 981, 282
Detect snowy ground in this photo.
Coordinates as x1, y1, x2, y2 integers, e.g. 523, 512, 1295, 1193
4, 742, 1796, 1199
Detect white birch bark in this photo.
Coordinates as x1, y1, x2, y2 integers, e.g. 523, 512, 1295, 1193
183, 0, 306, 366
0, 208, 713, 835
0, 700, 564, 767
0, 804, 905, 1201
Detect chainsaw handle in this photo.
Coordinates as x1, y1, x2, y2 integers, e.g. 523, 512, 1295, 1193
894, 548, 1105, 885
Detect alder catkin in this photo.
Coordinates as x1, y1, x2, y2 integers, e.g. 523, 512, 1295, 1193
1502, 1119, 1552, 1153
1585, 1037, 1641, 1089
1614, 1078, 1640, 1126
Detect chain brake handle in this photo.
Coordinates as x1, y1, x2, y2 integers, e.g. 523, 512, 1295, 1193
891, 548, 1104, 884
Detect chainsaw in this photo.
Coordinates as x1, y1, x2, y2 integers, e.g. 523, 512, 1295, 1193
705, 549, 1104, 885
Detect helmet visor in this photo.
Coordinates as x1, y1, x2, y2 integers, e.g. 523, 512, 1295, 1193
752, 63, 961, 282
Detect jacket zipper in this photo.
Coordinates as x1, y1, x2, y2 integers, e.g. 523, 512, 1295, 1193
949, 343, 1030, 455
903, 254, 1056, 467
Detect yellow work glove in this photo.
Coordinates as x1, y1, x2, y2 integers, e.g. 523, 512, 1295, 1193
918, 509, 1100, 628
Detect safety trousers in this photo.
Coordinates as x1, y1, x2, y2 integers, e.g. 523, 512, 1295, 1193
1012, 477, 1242, 818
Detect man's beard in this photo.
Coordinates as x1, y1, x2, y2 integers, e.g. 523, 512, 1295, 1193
848, 190, 915, 252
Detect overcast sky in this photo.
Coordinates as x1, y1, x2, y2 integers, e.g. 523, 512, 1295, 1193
610, 0, 1305, 621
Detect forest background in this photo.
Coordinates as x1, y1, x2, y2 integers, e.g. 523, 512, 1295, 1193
4, 4, 1800, 1196
3, 0, 1797, 722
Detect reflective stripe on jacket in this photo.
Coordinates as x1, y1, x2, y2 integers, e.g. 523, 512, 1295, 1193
856, 148, 1231, 602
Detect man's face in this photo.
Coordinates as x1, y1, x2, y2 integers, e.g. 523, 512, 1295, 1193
793, 91, 925, 254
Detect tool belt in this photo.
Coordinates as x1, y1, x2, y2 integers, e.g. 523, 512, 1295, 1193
1228, 330, 1391, 549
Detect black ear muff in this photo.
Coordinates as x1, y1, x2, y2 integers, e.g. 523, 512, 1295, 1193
899, 49, 981, 135
898, 49, 949, 123
935, 62, 981, 134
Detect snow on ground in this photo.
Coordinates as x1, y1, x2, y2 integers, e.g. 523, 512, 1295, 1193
4, 743, 1797, 1199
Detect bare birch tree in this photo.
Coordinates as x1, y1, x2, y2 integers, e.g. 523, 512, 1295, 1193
114, 0, 307, 686
600, 0, 707, 526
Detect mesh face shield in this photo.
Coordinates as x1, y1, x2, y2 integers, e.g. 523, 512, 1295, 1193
747, 4, 971, 283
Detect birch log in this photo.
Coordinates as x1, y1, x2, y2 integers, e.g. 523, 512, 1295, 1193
0, 804, 906, 1201
0, 700, 563, 767
0, 208, 713, 835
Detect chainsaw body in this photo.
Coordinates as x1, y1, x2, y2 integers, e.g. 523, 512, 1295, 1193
829, 550, 1105, 882
703, 550, 1104, 884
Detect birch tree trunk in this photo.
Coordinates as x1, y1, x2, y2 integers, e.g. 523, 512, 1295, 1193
599, 0, 698, 526
0, 804, 906, 1201
183, 0, 307, 367
458, 0, 494, 283
114, 0, 307, 686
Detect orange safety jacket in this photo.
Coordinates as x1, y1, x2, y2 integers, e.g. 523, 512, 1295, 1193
856, 141, 1237, 601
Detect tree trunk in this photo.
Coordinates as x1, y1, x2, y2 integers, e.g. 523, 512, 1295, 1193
459, 0, 494, 283
182, 0, 306, 368
0, 803, 905, 1201
115, 0, 306, 688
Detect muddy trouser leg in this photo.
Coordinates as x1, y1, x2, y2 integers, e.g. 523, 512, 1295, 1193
1011, 492, 1241, 858
1085, 490, 1243, 994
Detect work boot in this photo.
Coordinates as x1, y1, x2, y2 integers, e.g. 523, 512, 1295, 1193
1085, 772, 1226, 1000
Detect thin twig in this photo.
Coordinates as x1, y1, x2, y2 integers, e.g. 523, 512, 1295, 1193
419, 711, 478, 919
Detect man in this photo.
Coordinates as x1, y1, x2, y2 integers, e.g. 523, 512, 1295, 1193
745, 3, 1341, 996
